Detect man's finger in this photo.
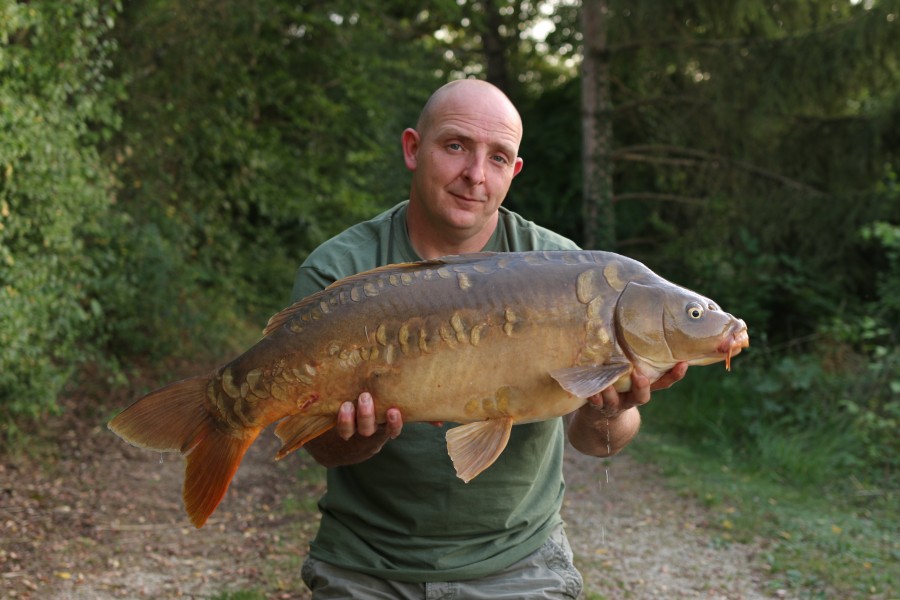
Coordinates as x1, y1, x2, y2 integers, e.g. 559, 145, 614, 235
650, 362, 688, 391
356, 392, 377, 437
336, 401, 356, 440
386, 408, 403, 439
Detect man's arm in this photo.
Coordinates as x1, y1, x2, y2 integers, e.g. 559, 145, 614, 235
566, 363, 688, 457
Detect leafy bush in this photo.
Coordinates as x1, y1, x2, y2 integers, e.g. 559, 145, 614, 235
0, 1, 121, 425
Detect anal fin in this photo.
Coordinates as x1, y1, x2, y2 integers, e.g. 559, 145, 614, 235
445, 417, 513, 483
548, 361, 632, 398
273, 414, 335, 460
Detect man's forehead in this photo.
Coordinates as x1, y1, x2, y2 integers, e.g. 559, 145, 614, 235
429, 110, 522, 152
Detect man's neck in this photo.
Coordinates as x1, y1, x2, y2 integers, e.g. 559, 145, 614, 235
406, 211, 499, 260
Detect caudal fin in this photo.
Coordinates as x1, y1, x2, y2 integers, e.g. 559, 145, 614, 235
108, 376, 258, 528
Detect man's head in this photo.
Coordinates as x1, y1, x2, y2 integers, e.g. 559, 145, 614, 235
402, 79, 524, 257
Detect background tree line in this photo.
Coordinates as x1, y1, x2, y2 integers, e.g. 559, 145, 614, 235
1, 0, 898, 487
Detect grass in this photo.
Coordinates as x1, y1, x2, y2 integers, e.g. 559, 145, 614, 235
633, 432, 900, 598
631, 370, 900, 600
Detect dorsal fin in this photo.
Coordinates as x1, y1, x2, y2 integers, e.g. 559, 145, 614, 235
264, 256, 475, 336
262, 261, 433, 336
263, 253, 505, 337
263, 297, 317, 336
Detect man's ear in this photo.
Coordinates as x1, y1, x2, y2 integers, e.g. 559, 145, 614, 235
402, 128, 420, 171
513, 156, 524, 178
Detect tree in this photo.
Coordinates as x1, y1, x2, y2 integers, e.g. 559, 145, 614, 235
580, 0, 614, 248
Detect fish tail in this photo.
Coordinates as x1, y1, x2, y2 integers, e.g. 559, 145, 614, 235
108, 376, 258, 528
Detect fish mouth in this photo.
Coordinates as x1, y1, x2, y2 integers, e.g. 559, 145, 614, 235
718, 320, 750, 371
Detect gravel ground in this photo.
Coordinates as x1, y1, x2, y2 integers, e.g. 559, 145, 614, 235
562, 447, 774, 599
2, 404, 777, 599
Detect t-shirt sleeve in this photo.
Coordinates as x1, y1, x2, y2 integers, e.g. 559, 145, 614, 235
288, 201, 410, 305
290, 264, 339, 304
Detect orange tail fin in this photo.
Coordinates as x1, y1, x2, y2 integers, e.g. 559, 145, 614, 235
108, 376, 259, 528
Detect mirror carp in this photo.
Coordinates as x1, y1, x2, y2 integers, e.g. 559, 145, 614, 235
109, 251, 749, 527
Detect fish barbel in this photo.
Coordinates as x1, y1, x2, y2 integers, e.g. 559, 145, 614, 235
108, 251, 749, 527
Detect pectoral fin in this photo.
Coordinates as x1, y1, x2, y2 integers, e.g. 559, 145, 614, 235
273, 414, 335, 460
549, 362, 632, 398
445, 417, 514, 483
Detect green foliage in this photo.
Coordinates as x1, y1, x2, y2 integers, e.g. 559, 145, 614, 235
0, 1, 122, 423
645, 336, 897, 488
512, 79, 583, 242
103, 0, 445, 362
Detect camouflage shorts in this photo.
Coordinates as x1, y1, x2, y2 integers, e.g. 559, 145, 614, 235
301, 524, 583, 599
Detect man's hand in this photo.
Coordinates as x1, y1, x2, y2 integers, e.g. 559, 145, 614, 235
649, 361, 689, 392
334, 392, 403, 440
584, 361, 689, 418
305, 392, 403, 468
566, 362, 688, 457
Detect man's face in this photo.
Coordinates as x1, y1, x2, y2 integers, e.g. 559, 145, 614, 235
404, 88, 524, 240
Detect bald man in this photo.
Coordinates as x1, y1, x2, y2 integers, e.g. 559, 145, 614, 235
291, 79, 686, 598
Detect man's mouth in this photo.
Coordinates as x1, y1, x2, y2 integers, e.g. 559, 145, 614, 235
450, 192, 485, 203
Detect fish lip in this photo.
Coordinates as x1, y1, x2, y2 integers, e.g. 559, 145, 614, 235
717, 321, 750, 355
717, 321, 749, 370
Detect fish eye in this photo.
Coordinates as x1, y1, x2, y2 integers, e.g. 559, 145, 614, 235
687, 304, 704, 319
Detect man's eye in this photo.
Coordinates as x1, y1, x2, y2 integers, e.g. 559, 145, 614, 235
491, 155, 508, 164
448, 143, 463, 151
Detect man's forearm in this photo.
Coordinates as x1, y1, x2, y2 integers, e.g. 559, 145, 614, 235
566, 406, 641, 457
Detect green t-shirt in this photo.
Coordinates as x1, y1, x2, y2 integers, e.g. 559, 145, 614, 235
291, 201, 580, 582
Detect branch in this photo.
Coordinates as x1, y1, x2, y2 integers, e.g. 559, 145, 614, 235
609, 36, 748, 55
614, 152, 700, 168
612, 144, 825, 195
613, 192, 706, 205
608, 14, 867, 56
613, 95, 710, 115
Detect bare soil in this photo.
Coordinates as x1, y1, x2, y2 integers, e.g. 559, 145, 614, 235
2, 393, 776, 599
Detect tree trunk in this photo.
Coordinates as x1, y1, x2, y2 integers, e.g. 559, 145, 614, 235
581, 0, 614, 249
480, 0, 511, 94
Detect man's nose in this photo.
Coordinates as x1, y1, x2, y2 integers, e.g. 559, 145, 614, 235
462, 153, 487, 184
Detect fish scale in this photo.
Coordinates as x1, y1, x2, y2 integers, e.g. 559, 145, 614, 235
108, 250, 748, 527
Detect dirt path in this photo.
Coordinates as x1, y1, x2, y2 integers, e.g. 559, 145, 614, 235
2, 404, 773, 599
562, 449, 771, 599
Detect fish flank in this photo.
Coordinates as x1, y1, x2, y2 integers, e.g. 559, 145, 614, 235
398, 324, 411, 354
439, 324, 458, 348
603, 262, 626, 292
451, 313, 467, 343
